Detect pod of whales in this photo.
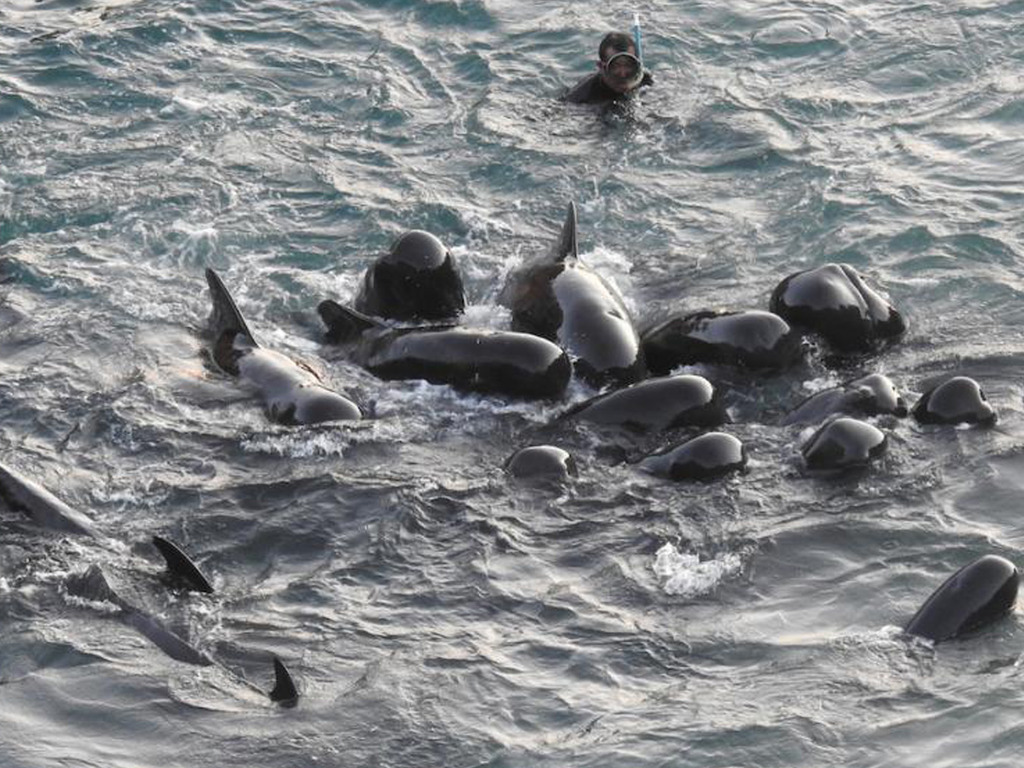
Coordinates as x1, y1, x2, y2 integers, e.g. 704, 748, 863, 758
318, 300, 571, 399
354, 230, 466, 321
640, 431, 747, 481
206, 269, 361, 425
770, 263, 906, 353
782, 373, 907, 426
905, 554, 1018, 643
641, 310, 803, 374
911, 375, 996, 426
499, 201, 646, 388
800, 417, 887, 471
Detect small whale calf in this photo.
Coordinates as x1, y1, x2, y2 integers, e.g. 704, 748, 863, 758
206, 269, 361, 425
500, 201, 646, 388
318, 300, 572, 399
905, 554, 1018, 643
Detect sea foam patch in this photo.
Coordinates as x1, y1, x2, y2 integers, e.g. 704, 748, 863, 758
653, 543, 742, 597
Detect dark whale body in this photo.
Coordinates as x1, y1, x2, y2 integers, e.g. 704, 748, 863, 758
65, 560, 298, 705
905, 554, 1018, 643
499, 202, 645, 388
783, 373, 908, 426
505, 445, 577, 481
769, 263, 906, 352
800, 416, 887, 471
641, 309, 803, 374
559, 374, 727, 433
206, 269, 361, 425
640, 431, 747, 481
318, 300, 571, 400
911, 376, 996, 426
354, 230, 465, 321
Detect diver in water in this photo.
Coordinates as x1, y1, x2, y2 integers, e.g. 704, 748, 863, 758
562, 31, 652, 105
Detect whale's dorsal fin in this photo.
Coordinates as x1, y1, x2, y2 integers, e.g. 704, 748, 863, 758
318, 300, 382, 344
206, 268, 258, 348
549, 201, 579, 263
152, 535, 214, 594
270, 656, 299, 707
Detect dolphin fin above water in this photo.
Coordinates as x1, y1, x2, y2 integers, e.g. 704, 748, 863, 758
550, 200, 579, 263
152, 535, 214, 594
270, 656, 299, 707
206, 268, 259, 372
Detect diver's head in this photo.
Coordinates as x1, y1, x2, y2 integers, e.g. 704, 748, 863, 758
597, 32, 644, 94
354, 230, 466, 321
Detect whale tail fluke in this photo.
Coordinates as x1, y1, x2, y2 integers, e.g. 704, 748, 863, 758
550, 201, 579, 263
152, 535, 215, 594
270, 656, 299, 707
318, 299, 380, 344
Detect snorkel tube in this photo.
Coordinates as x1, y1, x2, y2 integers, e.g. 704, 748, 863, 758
632, 12, 644, 66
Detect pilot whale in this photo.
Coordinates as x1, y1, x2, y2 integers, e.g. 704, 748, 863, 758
783, 373, 908, 426
354, 230, 466, 321
65, 560, 298, 705
770, 263, 906, 353
206, 269, 361, 425
3, 458, 298, 705
641, 309, 804, 374
318, 300, 572, 400
905, 554, 1018, 643
499, 201, 646, 388
0, 460, 97, 536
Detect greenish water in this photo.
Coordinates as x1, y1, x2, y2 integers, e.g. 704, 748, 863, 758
2, 1, 1024, 767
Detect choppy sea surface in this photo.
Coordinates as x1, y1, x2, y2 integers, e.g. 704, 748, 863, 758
2, 1, 1024, 766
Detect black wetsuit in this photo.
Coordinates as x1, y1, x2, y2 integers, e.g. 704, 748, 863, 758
562, 71, 653, 105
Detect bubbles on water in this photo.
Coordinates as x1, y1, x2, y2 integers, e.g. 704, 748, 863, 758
652, 542, 742, 597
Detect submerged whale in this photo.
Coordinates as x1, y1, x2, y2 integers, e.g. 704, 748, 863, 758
641, 309, 804, 374
0, 460, 97, 536
769, 263, 906, 353
783, 373, 908, 426
499, 201, 645, 388
911, 376, 996, 426
354, 230, 466, 321
206, 269, 361, 425
905, 554, 1018, 643
318, 300, 571, 400
65, 560, 298, 705
3, 459, 298, 705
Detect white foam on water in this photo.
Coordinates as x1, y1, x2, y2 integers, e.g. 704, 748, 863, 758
653, 542, 742, 597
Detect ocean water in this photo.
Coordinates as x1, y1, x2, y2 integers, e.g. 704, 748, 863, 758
2, 1, 1024, 766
